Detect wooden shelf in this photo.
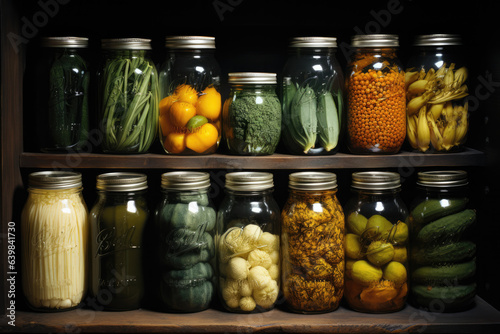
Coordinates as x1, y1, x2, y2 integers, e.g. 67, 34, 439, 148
19, 147, 487, 170
10, 297, 500, 333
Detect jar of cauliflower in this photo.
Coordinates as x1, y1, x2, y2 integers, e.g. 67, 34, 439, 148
216, 172, 281, 313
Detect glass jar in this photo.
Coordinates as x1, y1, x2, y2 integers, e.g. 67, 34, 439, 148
343, 171, 409, 313
155, 171, 216, 312
21, 171, 88, 311
35, 37, 90, 153
90, 172, 149, 311
346, 34, 406, 154
281, 37, 345, 155
409, 170, 476, 312
216, 172, 281, 312
281, 172, 345, 313
98, 38, 159, 154
405, 34, 469, 153
158, 36, 222, 155
223, 73, 282, 155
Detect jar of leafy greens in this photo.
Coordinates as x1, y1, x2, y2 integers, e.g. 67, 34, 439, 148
35, 37, 90, 153
155, 171, 216, 312
223, 73, 281, 155
90, 172, 149, 311
282, 37, 344, 155
158, 36, 222, 155
98, 38, 159, 154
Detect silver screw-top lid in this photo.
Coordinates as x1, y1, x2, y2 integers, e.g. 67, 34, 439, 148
288, 171, 338, 191
40, 36, 89, 48
101, 38, 152, 50
413, 34, 462, 46
351, 171, 401, 190
225, 172, 274, 191
351, 34, 399, 48
29, 171, 83, 190
417, 170, 468, 187
165, 36, 216, 49
289, 36, 337, 48
228, 72, 277, 85
96, 172, 148, 192
161, 171, 211, 191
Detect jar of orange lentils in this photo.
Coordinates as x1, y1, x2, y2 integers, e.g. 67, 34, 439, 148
346, 34, 406, 154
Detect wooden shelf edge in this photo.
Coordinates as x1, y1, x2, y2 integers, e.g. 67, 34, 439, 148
19, 148, 487, 170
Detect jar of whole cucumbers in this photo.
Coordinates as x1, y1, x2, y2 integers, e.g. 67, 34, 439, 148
346, 34, 406, 154
90, 172, 149, 310
281, 172, 345, 313
98, 38, 159, 154
155, 172, 216, 312
409, 170, 476, 312
343, 171, 409, 313
405, 34, 469, 153
281, 37, 344, 155
158, 36, 222, 155
216, 172, 281, 313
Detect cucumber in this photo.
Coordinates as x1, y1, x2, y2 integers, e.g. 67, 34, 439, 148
411, 198, 468, 225
411, 241, 476, 265
412, 260, 476, 284
411, 283, 476, 311
415, 209, 476, 244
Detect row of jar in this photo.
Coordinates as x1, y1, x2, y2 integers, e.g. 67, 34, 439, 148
31, 34, 469, 155
21, 169, 476, 314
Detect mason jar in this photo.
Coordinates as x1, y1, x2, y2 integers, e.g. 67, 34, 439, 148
21, 171, 88, 311
155, 171, 216, 312
281, 37, 344, 155
343, 171, 409, 313
405, 34, 469, 153
90, 172, 149, 310
409, 170, 476, 312
98, 38, 159, 154
158, 36, 222, 155
281, 172, 345, 313
346, 34, 406, 154
34, 37, 90, 153
223, 73, 282, 155
216, 172, 281, 312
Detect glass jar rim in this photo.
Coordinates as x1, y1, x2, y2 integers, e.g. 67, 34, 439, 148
161, 171, 210, 190
288, 171, 338, 190
225, 172, 274, 191
413, 34, 462, 46
101, 38, 152, 50
228, 72, 277, 85
289, 36, 337, 48
96, 172, 148, 192
29, 171, 83, 190
351, 34, 399, 48
417, 170, 468, 187
165, 35, 216, 49
351, 171, 401, 190
40, 36, 89, 48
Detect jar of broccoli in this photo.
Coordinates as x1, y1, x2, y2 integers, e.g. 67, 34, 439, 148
223, 73, 281, 155
155, 171, 216, 312
216, 172, 281, 313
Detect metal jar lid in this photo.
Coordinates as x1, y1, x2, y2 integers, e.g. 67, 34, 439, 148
29, 171, 83, 190
161, 171, 211, 191
289, 37, 337, 48
289, 171, 338, 191
225, 172, 274, 191
101, 38, 152, 50
165, 36, 216, 49
228, 72, 277, 85
417, 170, 468, 187
413, 34, 462, 46
96, 172, 148, 192
40, 36, 89, 48
351, 171, 401, 190
351, 34, 399, 48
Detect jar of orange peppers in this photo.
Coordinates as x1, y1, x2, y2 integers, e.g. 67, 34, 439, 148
158, 36, 222, 155
346, 34, 406, 154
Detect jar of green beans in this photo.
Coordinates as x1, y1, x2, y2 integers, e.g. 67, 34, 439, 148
98, 38, 159, 154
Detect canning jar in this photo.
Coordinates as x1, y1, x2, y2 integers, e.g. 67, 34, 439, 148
158, 36, 222, 155
281, 172, 345, 313
98, 38, 159, 154
216, 172, 281, 312
409, 170, 476, 312
34, 37, 90, 153
156, 171, 216, 312
405, 34, 469, 153
281, 37, 344, 155
343, 171, 409, 313
346, 34, 406, 154
21, 171, 88, 311
90, 172, 149, 310
223, 73, 282, 155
